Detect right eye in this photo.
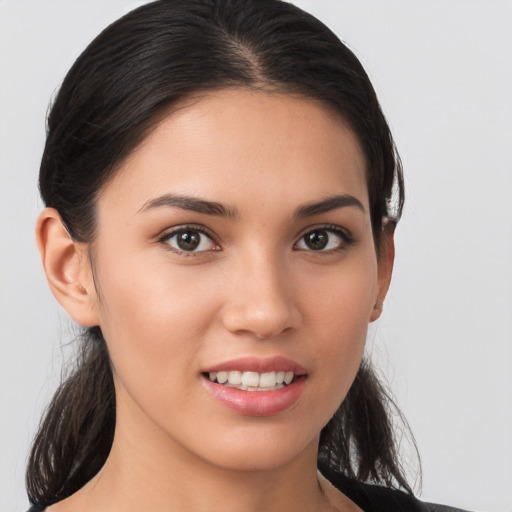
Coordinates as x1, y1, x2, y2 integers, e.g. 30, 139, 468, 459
160, 227, 219, 254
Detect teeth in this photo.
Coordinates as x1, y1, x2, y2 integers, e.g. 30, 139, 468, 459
241, 371, 259, 387
227, 371, 242, 385
217, 371, 228, 384
259, 371, 277, 387
284, 371, 294, 385
207, 370, 297, 389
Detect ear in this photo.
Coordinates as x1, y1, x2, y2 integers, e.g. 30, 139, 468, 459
36, 208, 99, 326
370, 220, 395, 322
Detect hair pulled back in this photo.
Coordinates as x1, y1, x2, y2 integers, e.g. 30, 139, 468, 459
28, 0, 408, 507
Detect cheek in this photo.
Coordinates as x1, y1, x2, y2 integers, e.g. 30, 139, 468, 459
93, 254, 222, 383
299, 252, 378, 338
292, 255, 377, 411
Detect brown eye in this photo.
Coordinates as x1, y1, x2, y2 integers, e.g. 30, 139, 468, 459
176, 230, 201, 250
304, 230, 329, 250
164, 228, 218, 253
296, 227, 350, 252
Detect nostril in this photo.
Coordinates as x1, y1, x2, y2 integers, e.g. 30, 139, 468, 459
220, 271, 301, 338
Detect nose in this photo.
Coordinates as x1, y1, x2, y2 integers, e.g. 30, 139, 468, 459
221, 252, 301, 340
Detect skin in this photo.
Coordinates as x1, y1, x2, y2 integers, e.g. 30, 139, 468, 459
37, 88, 394, 512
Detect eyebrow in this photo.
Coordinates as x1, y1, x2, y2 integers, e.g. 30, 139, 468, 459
139, 193, 239, 218
295, 194, 365, 218
139, 192, 364, 219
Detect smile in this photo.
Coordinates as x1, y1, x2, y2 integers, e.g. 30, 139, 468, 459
207, 370, 295, 391
201, 357, 308, 416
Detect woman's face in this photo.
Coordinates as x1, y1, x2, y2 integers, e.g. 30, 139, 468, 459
86, 89, 390, 471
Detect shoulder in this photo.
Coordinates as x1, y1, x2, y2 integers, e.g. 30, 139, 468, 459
320, 465, 471, 512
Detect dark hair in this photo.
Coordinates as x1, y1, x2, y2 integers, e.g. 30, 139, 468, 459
28, 0, 410, 507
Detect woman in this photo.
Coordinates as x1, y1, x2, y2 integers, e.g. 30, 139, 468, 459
27, 1, 466, 511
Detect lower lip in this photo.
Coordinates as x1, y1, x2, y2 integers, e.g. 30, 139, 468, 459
202, 376, 307, 417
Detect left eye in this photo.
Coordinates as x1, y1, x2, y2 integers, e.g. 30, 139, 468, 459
163, 228, 218, 253
295, 228, 348, 252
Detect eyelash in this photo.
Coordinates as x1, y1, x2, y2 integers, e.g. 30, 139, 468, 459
294, 224, 355, 253
157, 224, 355, 256
158, 225, 220, 256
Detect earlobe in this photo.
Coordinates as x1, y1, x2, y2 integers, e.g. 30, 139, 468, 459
369, 220, 395, 323
36, 208, 99, 326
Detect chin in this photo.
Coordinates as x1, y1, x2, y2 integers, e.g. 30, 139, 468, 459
189, 423, 320, 473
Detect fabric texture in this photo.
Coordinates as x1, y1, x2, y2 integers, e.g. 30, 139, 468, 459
319, 463, 470, 512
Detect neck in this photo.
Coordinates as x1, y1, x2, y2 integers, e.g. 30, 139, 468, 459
55, 406, 340, 512
87, 431, 327, 512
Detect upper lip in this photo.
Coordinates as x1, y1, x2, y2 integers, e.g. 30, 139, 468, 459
202, 356, 307, 375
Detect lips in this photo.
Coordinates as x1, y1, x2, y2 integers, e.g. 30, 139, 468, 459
202, 355, 306, 375
201, 356, 307, 416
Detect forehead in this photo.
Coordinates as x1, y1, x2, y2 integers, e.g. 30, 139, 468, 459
99, 88, 368, 216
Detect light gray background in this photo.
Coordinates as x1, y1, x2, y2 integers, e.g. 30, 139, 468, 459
1, 1, 511, 511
